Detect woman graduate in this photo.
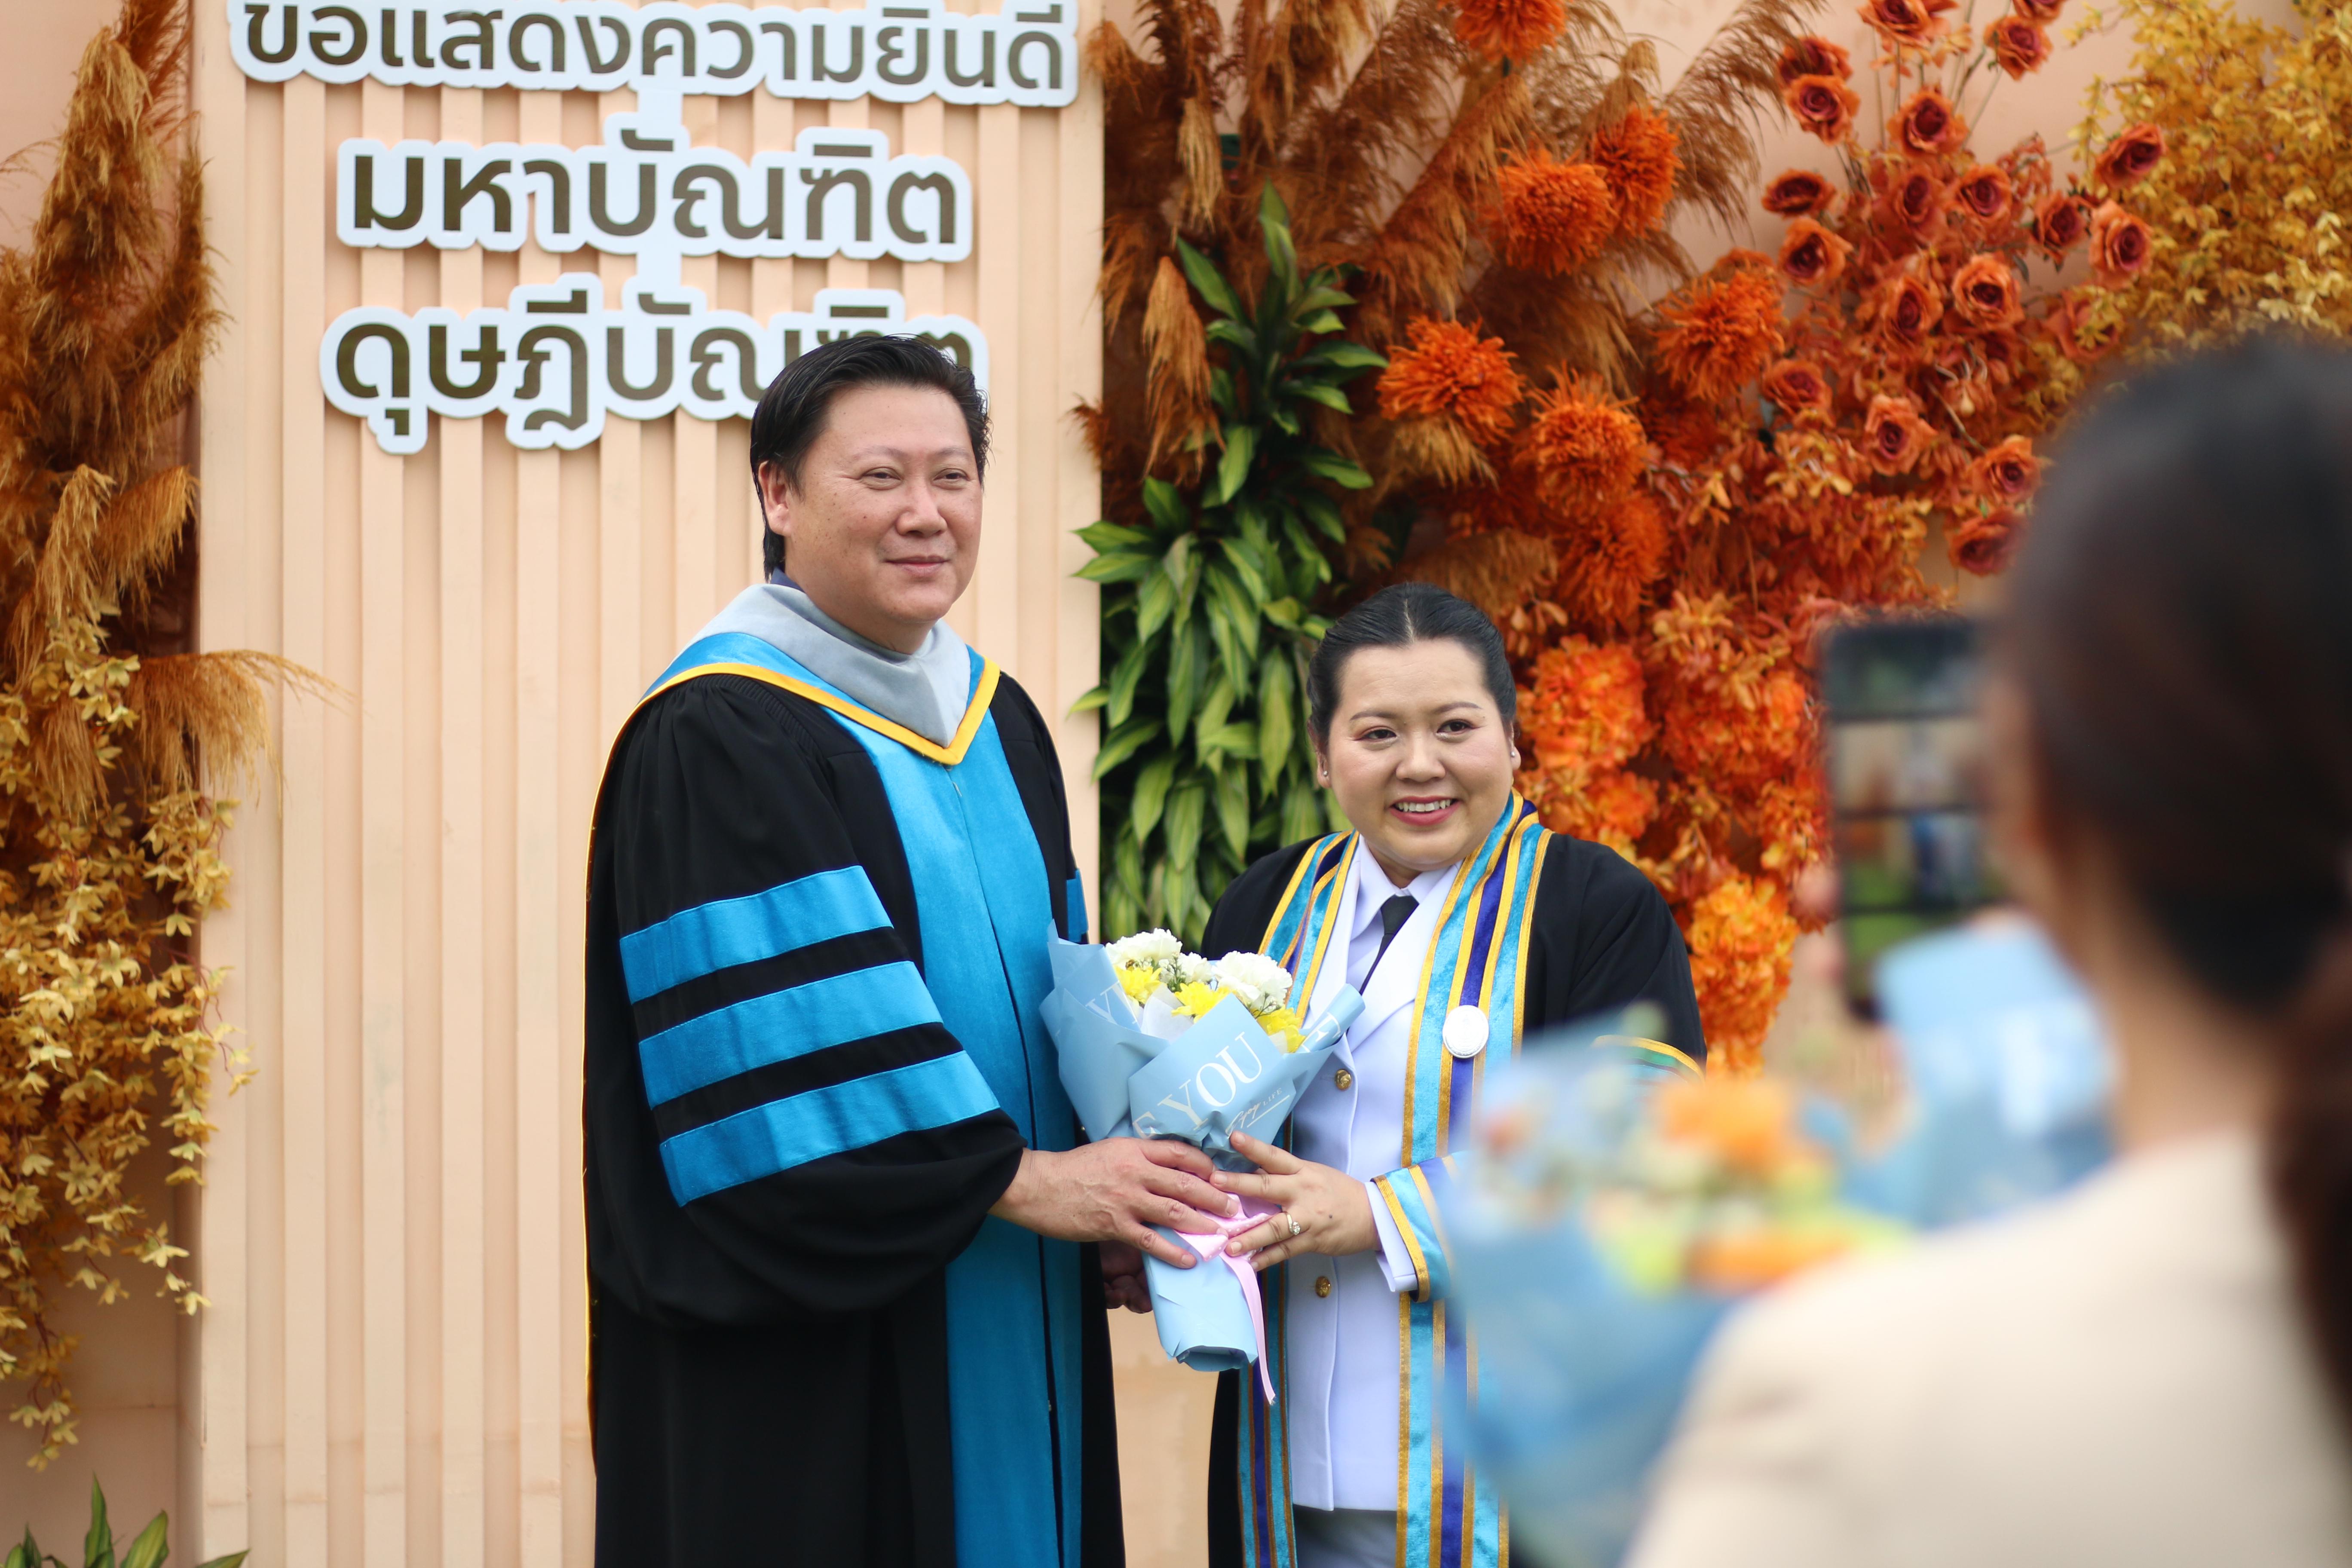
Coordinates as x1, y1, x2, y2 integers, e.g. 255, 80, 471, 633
1196, 582, 1708, 1568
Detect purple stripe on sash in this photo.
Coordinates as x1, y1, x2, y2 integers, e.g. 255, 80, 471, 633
1440, 1302, 1472, 1568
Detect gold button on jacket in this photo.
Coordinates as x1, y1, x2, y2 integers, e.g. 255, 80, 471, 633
1333, 1068, 1354, 1091
1314, 1276, 1333, 1298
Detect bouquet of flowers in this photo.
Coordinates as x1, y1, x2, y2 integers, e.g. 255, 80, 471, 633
1446, 923, 2110, 1567
1041, 927, 1365, 1393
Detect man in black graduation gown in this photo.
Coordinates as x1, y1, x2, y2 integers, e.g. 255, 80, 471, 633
584, 337, 1233, 1566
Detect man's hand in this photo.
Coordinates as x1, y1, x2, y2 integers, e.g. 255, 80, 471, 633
992, 1139, 1236, 1269
1099, 1241, 1152, 1313
1212, 1131, 1379, 1271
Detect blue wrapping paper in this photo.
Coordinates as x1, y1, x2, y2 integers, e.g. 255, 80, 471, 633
1039, 929, 1365, 1377
1445, 923, 2115, 1568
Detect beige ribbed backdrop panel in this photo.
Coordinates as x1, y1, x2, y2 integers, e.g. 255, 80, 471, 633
187, 3, 1105, 1559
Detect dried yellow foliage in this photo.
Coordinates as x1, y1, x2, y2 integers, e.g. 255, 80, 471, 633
2074, 0, 2352, 351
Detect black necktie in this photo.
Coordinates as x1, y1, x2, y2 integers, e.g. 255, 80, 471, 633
1370, 892, 1418, 976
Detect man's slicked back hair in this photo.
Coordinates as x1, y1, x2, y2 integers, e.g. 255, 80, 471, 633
749, 335, 989, 577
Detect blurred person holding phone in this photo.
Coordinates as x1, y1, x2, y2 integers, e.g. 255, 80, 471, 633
1629, 339, 2352, 1567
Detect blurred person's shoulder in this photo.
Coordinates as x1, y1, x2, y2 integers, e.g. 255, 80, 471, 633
1633, 1130, 2352, 1568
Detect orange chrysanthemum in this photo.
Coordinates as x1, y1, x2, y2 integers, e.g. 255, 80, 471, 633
1525, 377, 1648, 514
1535, 767, 1660, 851
1638, 386, 1730, 471
1588, 104, 1680, 239
1452, 0, 1567, 61
1492, 153, 1618, 273
1561, 492, 1671, 631
1683, 874, 1800, 1069
1520, 634, 1654, 776
1378, 318, 1527, 447
1654, 263, 1784, 404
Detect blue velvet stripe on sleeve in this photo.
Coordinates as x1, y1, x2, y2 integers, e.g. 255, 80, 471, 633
660, 1054, 1002, 1203
618, 866, 891, 1003
637, 961, 943, 1106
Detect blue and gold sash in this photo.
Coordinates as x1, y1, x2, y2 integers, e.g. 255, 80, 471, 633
1237, 798, 1550, 1568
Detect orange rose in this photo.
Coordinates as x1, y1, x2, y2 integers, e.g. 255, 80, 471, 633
1978, 328, 2026, 383
1895, 88, 1965, 156
1776, 34, 1853, 84
1951, 254, 2024, 332
1864, 393, 1936, 474
1879, 163, 1950, 239
1859, 0, 1948, 46
2012, 0, 2063, 20
1949, 508, 2023, 574
1953, 164, 2013, 225
1874, 273, 1942, 356
1967, 435, 2043, 504
2090, 200, 2153, 283
1762, 169, 1838, 216
1778, 217, 1853, 288
1984, 15, 2051, 77
2094, 123, 2166, 189
1784, 74, 1861, 143
2044, 292, 2118, 363
1762, 358, 1832, 416
2034, 192, 2089, 255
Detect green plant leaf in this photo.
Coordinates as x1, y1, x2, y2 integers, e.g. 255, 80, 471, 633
1257, 652, 1295, 790
1205, 318, 1258, 356
1167, 620, 1205, 741
1078, 520, 1151, 551
1283, 778, 1328, 845
1295, 342, 1389, 372
1164, 783, 1206, 873
1175, 238, 1242, 322
1258, 184, 1300, 286
1091, 717, 1163, 780
1216, 766, 1252, 861
1262, 596, 1302, 631
1106, 637, 1151, 728
120, 1513, 167, 1568
1219, 538, 1269, 603
1134, 567, 1176, 643
1076, 551, 1154, 584
1069, 684, 1109, 715
1295, 309, 1345, 335
1292, 285, 1355, 314
1128, 753, 1178, 843
1141, 476, 1188, 533
1293, 382, 1356, 413
1298, 450, 1375, 489
1297, 492, 1348, 541
85, 1479, 113, 1568
1202, 722, 1259, 759
193, 1556, 250, 1568
1212, 425, 1256, 505
7, 1528, 34, 1568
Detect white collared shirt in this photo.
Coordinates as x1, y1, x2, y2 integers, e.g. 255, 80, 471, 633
1280, 846, 1461, 1512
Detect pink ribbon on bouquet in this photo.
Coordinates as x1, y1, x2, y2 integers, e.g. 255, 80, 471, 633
1176, 1196, 1283, 1403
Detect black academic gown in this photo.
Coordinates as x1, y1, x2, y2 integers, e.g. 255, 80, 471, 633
1195, 830, 1707, 1568
583, 668, 1123, 1568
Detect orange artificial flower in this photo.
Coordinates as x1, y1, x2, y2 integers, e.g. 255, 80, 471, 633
1762, 358, 1832, 417
2012, 0, 2063, 19
1872, 273, 1941, 357
1863, 393, 1936, 473
1493, 153, 1618, 273
1776, 34, 1853, 83
1784, 75, 1861, 143
1951, 255, 2024, 332
1453, 0, 1568, 60
1880, 163, 1950, 239
2094, 123, 2167, 189
1967, 435, 2043, 504
1859, 0, 1949, 47
1379, 318, 1527, 447
1638, 386, 1729, 469
1953, 164, 2013, 225
2045, 292, 2118, 363
2089, 201, 2153, 284
1762, 169, 1838, 217
1655, 262, 1785, 403
1984, 15, 2051, 77
1520, 634, 1654, 774
1778, 218, 1853, 289
1681, 875, 1800, 1066
1561, 491, 1671, 630
1589, 104, 1681, 238
1894, 88, 1966, 156
1949, 508, 2023, 573
2034, 192, 2089, 256
1525, 377, 1648, 513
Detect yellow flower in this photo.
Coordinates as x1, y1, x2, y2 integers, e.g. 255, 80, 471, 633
1116, 964, 1161, 1006
1174, 981, 1236, 1017
1253, 1005, 1306, 1052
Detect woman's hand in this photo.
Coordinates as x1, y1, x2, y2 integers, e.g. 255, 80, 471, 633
1213, 1131, 1378, 1271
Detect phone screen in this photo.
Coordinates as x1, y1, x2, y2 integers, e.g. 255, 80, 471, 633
1821, 616, 2001, 1015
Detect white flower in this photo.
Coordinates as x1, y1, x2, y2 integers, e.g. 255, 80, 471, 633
1171, 951, 1219, 989
1105, 928, 1182, 970
1212, 950, 1295, 1014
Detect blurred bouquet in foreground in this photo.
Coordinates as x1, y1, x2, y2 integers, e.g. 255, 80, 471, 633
1041, 927, 1364, 1393
1448, 922, 2109, 1566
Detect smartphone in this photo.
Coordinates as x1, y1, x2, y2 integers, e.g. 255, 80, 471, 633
1820, 616, 2002, 1016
